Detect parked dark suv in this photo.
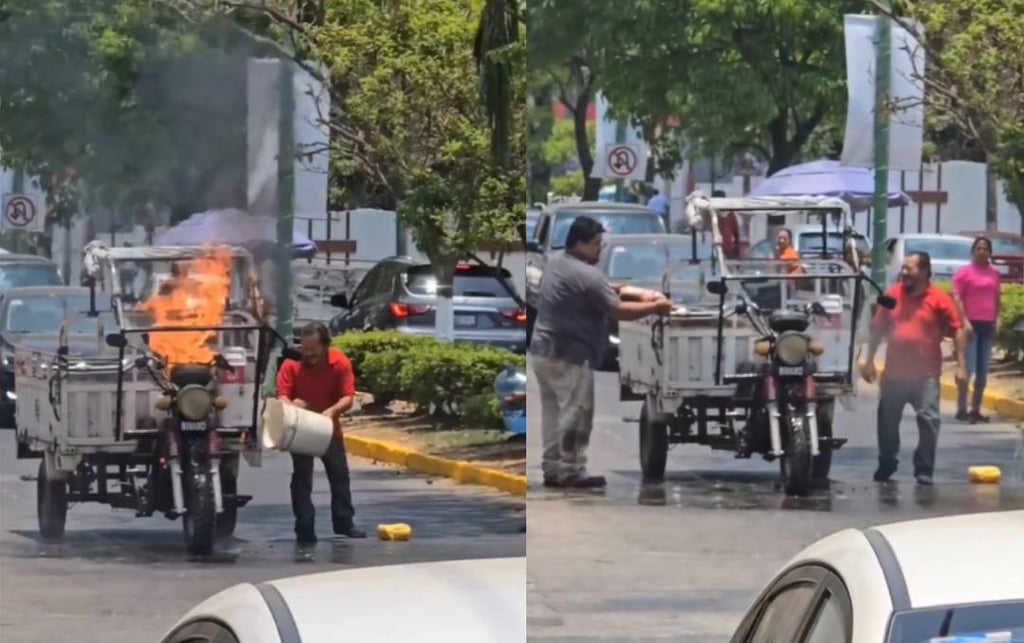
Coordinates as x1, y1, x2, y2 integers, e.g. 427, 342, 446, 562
328, 257, 527, 353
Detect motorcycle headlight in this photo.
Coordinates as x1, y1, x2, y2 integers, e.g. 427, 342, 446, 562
176, 385, 212, 420
776, 333, 810, 366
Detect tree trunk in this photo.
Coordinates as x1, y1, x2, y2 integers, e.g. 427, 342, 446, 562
433, 261, 457, 343
573, 92, 602, 200
985, 163, 999, 231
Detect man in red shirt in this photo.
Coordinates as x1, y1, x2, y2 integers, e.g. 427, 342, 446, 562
276, 322, 365, 543
861, 252, 967, 485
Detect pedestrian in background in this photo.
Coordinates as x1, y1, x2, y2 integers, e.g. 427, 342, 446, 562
647, 189, 670, 229
952, 235, 1002, 423
531, 216, 673, 488
277, 322, 366, 543
861, 252, 967, 485
710, 190, 740, 259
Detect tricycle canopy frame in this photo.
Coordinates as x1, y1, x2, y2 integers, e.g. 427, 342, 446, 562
672, 192, 870, 390
74, 242, 276, 444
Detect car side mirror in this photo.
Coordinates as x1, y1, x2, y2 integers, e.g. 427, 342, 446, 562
105, 333, 127, 348
706, 281, 728, 296
525, 240, 541, 253
876, 294, 897, 310
329, 293, 349, 309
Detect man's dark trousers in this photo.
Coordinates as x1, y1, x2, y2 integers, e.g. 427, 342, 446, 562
876, 377, 942, 477
290, 437, 355, 539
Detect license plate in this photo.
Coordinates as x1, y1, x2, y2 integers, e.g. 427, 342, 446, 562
181, 420, 207, 432
777, 366, 804, 376
454, 314, 477, 328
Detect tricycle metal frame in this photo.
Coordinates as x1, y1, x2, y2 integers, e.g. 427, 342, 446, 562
619, 193, 886, 494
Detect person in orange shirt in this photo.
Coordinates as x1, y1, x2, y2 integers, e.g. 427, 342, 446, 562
775, 228, 801, 271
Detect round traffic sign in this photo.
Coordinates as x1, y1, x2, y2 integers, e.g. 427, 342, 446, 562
607, 145, 638, 177
4, 195, 37, 228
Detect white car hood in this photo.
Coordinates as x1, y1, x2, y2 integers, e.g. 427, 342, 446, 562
165, 557, 526, 643
273, 557, 525, 642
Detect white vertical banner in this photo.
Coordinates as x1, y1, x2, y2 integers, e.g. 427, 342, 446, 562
840, 15, 926, 171
591, 92, 648, 181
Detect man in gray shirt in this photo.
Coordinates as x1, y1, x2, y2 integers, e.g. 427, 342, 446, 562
531, 216, 673, 488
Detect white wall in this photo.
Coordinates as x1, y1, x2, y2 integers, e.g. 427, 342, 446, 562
671, 160, 1023, 244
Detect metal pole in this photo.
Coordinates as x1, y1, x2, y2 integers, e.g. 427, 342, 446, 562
614, 120, 626, 201
871, 13, 892, 286
277, 61, 296, 340
11, 168, 25, 253
266, 61, 295, 397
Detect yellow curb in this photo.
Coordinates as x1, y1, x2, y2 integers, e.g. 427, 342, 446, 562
342, 433, 527, 497
872, 362, 1024, 421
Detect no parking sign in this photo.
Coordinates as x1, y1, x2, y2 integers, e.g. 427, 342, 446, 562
2, 193, 44, 233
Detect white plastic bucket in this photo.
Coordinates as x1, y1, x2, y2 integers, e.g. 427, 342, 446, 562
261, 398, 334, 457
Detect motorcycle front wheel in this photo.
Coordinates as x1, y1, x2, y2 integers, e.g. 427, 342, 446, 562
182, 446, 216, 556
780, 412, 813, 497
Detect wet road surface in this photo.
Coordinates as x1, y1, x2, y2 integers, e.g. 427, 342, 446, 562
526, 369, 1024, 642
0, 438, 524, 642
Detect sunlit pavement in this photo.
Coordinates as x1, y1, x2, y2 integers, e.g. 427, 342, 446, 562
526, 368, 1024, 642
0, 438, 525, 642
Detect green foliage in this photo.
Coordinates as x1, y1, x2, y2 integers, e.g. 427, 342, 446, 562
996, 283, 1024, 355
332, 331, 524, 425
527, 1, 602, 199
933, 279, 1024, 354
0, 0, 261, 225
529, 0, 860, 178
459, 393, 505, 430
890, 0, 1024, 229
267, 0, 526, 271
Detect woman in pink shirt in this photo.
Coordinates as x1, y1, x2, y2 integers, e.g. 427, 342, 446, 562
951, 236, 1002, 423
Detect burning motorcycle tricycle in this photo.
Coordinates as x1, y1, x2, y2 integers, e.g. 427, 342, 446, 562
14, 243, 293, 555
618, 193, 896, 496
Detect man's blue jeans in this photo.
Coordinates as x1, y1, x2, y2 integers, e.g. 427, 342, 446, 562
958, 320, 996, 414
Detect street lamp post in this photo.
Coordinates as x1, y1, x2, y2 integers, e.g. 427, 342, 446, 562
871, 12, 892, 286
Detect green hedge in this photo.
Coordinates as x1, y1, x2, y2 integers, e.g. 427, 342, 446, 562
332, 330, 525, 424
934, 279, 1024, 354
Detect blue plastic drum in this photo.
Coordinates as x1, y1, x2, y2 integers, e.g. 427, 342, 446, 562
494, 364, 527, 435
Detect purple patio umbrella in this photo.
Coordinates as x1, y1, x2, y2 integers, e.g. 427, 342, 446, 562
154, 208, 318, 258
751, 159, 911, 210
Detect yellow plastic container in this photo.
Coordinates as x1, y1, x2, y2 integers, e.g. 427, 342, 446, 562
377, 523, 412, 541
967, 465, 1001, 484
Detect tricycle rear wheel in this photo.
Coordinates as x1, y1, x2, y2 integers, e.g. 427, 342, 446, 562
216, 458, 238, 539
812, 401, 835, 484
639, 400, 668, 482
37, 459, 67, 540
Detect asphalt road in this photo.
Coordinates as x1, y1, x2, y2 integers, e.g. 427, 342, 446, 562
526, 369, 1024, 642
0, 438, 525, 642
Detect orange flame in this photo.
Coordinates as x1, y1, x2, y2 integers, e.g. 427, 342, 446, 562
138, 246, 232, 368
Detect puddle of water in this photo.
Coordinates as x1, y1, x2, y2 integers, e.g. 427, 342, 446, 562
532, 469, 1024, 515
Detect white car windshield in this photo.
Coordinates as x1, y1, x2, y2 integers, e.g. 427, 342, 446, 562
3, 294, 95, 333
904, 238, 974, 261
887, 600, 1024, 643
551, 211, 665, 249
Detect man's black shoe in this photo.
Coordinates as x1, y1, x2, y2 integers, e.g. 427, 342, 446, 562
563, 474, 607, 488
543, 476, 562, 488
873, 469, 895, 483
915, 474, 934, 486
956, 410, 970, 422
296, 533, 318, 545
969, 411, 990, 424
333, 524, 367, 539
